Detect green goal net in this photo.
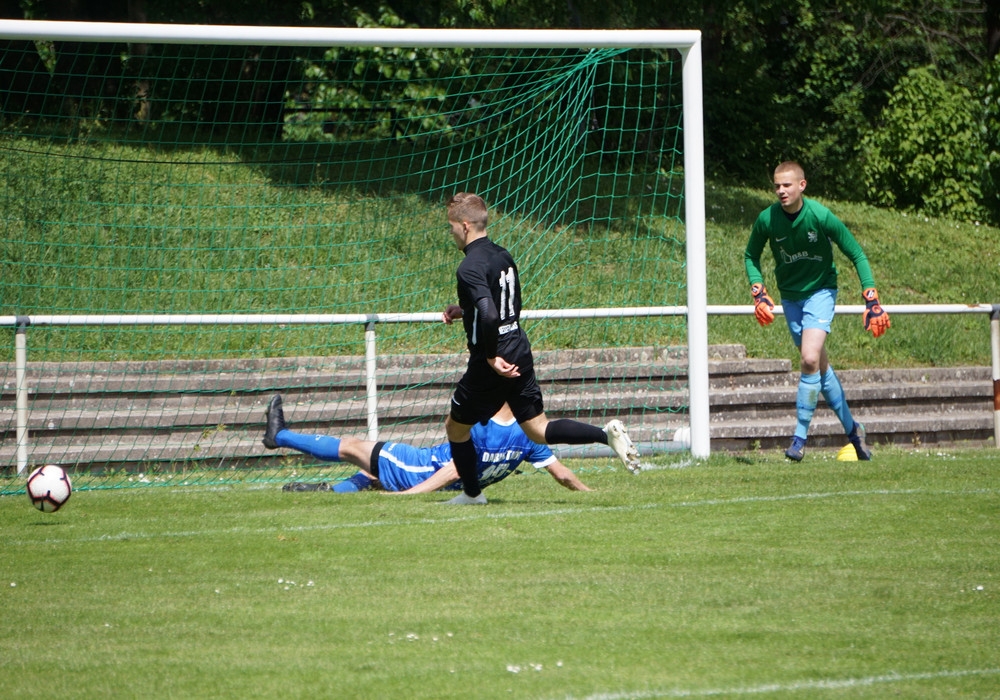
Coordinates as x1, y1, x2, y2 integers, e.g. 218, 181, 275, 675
1, 23, 699, 495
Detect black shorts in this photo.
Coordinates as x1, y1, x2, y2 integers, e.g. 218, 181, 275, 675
449, 365, 544, 426
367, 441, 386, 477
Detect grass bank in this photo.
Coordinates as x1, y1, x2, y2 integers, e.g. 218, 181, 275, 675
2, 136, 998, 367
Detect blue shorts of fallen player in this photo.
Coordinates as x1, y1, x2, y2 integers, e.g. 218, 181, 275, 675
375, 442, 453, 491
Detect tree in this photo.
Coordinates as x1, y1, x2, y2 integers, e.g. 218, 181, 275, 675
4, 0, 998, 220
988, 0, 1000, 57
862, 66, 987, 220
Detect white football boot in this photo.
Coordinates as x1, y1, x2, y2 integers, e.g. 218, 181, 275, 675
605, 419, 641, 474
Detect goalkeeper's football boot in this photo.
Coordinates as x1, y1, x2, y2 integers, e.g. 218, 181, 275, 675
282, 481, 331, 492
849, 422, 872, 461
785, 436, 806, 462
262, 394, 287, 449
605, 419, 641, 474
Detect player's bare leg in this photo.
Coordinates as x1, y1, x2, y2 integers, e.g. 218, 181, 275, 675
787, 329, 828, 461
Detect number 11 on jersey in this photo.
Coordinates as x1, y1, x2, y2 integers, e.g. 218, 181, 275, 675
499, 266, 516, 320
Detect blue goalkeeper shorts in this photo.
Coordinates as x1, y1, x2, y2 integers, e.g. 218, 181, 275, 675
375, 442, 451, 491
782, 288, 837, 347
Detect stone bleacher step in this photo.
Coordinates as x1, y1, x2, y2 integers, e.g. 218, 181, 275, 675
0, 413, 694, 468
709, 378, 991, 407
8, 403, 991, 469
1, 385, 696, 436
710, 410, 993, 439
6, 369, 987, 430
0, 345, 994, 469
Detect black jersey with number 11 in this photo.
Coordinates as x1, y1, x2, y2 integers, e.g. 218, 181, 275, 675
455, 237, 534, 373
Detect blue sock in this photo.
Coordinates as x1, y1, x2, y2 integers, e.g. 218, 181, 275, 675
794, 372, 821, 440
275, 430, 342, 461
820, 366, 855, 434
333, 473, 373, 493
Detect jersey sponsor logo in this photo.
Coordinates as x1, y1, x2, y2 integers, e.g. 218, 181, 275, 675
481, 449, 526, 463
780, 249, 824, 265
498, 321, 519, 335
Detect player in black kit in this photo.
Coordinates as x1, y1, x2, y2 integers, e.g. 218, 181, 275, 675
441, 192, 640, 505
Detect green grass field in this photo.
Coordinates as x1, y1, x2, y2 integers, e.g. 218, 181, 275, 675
2, 448, 997, 699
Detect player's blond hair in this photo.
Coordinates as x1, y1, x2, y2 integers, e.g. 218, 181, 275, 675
774, 160, 806, 181
447, 192, 488, 231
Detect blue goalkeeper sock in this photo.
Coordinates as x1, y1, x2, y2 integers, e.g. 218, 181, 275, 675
794, 372, 821, 440
820, 366, 855, 434
333, 473, 373, 493
274, 431, 342, 461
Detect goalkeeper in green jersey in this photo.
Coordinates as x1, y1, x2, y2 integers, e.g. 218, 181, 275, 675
744, 161, 890, 461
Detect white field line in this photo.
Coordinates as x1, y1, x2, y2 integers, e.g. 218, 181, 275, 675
565, 667, 1000, 699
3, 487, 996, 547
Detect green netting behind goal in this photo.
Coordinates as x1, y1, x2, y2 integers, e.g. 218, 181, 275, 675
0, 32, 689, 494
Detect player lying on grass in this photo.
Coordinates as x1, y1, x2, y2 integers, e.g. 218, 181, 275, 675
261, 394, 592, 494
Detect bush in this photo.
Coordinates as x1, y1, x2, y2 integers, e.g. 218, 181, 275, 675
861, 66, 989, 222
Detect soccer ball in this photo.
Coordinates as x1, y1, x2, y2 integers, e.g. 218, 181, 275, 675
26, 465, 72, 513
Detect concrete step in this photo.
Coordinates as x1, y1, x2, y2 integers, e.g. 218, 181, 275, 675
3, 370, 988, 434
5, 405, 991, 470
0, 345, 994, 470
0, 354, 776, 398
707, 381, 991, 420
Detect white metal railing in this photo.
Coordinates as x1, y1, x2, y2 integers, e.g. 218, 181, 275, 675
3, 303, 999, 474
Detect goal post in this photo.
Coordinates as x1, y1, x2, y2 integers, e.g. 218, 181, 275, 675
0, 20, 709, 492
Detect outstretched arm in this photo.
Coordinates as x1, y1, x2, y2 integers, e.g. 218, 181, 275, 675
544, 459, 592, 491
824, 213, 888, 337
392, 462, 460, 495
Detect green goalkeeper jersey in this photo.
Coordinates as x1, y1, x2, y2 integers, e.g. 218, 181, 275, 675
744, 198, 876, 302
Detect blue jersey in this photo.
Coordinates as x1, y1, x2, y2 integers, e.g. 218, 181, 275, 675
375, 416, 556, 492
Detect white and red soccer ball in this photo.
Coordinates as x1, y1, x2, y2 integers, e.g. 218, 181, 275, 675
26, 465, 72, 513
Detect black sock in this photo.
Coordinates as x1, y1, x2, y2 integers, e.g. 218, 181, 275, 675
449, 439, 481, 497
544, 419, 608, 445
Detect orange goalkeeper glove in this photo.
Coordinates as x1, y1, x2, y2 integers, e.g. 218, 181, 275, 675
750, 283, 775, 326
862, 288, 890, 338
